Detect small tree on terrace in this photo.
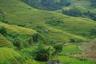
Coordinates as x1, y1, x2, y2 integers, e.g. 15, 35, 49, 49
0, 10, 5, 22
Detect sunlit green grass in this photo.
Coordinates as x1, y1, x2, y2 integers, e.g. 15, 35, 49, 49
0, 34, 13, 47
61, 44, 81, 55
58, 56, 96, 64
0, 22, 37, 35
0, 47, 22, 64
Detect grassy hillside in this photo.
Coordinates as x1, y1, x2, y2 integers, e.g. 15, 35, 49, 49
0, 22, 39, 49
0, 34, 13, 47
0, 0, 96, 39
0, 47, 22, 64
0, 0, 91, 43
0, 22, 37, 35
56, 0, 96, 21
21, 0, 96, 21
0, 0, 96, 64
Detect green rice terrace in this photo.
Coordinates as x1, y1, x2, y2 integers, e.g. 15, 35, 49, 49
0, 0, 96, 64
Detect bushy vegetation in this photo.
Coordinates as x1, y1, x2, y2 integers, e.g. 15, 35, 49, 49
53, 43, 63, 55
89, 28, 96, 38
0, 34, 13, 47
0, 10, 5, 22
33, 46, 50, 61
0, 27, 7, 36
62, 6, 96, 21
62, 7, 82, 17
90, 0, 96, 7
23, 0, 70, 10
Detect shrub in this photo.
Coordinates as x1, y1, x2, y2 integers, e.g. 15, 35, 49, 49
84, 11, 96, 21
13, 38, 21, 49
53, 43, 63, 55
0, 10, 5, 22
32, 34, 39, 42
33, 46, 50, 61
69, 38, 76, 43
62, 8, 82, 17
89, 28, 96, 37
32, 45, 55, 62
90, 0, 96, 7
0, 27, 7, 36
46, 17, 64, 26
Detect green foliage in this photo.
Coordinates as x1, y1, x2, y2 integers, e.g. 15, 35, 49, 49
0, 10, 5, 22
0, 22, 38, 49
0, 27, 7, 36
33, 45, 51, 61
46, 17, 64, 26
90, 0, 96, 7
62, 7, 82, 17
0, 34, 13, 47
21, 45, 55, 62
89, 28, 96, 37
23, 0, 70, 10
53, 43, 63, 54
32, 33, 39, 42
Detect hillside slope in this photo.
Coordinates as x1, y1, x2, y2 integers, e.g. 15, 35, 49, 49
0, 0, 96, 64
0, 22, 38, 48
0, 34, 13, 47
23, 0, 96, 21
0, 0, 96, 40
0, 0, 90, 43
